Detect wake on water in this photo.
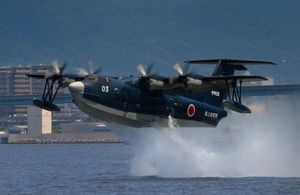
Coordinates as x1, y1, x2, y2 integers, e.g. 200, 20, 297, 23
130, 97, 300, 177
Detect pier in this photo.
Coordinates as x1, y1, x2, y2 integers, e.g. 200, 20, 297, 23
0, 132, 125, 144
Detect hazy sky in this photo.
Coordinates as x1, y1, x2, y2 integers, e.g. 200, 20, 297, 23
0, 0, 299, 83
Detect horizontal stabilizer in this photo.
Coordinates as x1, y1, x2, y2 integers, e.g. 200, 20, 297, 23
184, 59, 276, 65
201, 75, 268, 83
184, 59, 276, 76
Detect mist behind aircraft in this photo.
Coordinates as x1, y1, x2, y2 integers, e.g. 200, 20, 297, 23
130, 96, 300, 177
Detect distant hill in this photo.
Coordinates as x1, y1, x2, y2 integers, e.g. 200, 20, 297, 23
0, 0, 300, 83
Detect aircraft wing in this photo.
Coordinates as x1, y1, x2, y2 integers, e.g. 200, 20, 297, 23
152, 75, 269, 92
242, 84, 300, 97
184, 59, 276, 65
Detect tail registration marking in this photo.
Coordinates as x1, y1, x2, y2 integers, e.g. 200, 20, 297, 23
211, 91, 220, 97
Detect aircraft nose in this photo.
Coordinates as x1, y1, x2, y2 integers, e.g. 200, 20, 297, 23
68, 81, 84, 93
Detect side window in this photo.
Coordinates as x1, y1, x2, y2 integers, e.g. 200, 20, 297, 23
113, 88, 120, 95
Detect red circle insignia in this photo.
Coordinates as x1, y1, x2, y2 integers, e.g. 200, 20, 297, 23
187, 104, 195, 117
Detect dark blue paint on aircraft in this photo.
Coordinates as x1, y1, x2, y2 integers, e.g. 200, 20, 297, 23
27, 59, 276, 127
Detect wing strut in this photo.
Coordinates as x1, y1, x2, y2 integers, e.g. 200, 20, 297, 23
223, 79, 251, 113
42, 78, 60, 104
32, 77, 61, 112
225, 79, 242, 103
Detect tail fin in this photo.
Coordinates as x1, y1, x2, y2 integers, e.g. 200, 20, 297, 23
192, 88, 227, 109
185, 58, 275, 112
203, 88, 227, 108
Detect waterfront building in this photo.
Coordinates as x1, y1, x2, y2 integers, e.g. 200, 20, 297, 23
0, 64, 52, 118
0, 64, 86, 128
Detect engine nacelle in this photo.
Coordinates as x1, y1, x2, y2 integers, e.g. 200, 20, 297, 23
186, 77, 203, 90
149, 78, 165, 90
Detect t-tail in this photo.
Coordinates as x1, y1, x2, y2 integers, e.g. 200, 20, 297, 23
185, 59, 276, 113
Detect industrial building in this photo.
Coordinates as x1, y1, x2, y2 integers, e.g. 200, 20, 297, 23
0, 64, 52, 118
0, 64, 127, 144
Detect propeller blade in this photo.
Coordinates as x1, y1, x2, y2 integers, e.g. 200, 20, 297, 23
174, 63, 191, 76
87, 61, 102, 75
60, 61, 68, 73
146, 63, 154, 75
93, 67, 102, 75
77, 67, 89, 76
137, 64, 147, 77
52, 60, 68, 75
52, 60, 60, 74
88, 61, 94, 75
174, 63, 184, 75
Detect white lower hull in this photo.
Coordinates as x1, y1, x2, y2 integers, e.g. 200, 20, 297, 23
71, 93, 214, 128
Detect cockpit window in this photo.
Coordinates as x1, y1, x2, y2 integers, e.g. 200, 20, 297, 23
98, 76, 111, 84
88, 76, 96, 81
105, 77, 111, 83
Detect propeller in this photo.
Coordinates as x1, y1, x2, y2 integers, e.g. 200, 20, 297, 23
136, 63, 169, 90
52, 60, 67, 76
77, 67, 89, 76
171, 63, 191, 85
173, 63, 190, 76
27, 60, 68, 81
88, 61, 102, 75
137, 63, 154, 77
48, 60, 69, 87
171, 63, 204, 89
77, 61, 102, 77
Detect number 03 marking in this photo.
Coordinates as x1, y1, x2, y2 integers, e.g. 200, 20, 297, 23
101, 85, 109, 93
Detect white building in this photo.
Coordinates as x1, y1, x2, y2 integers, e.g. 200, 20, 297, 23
27, 106, 52, 134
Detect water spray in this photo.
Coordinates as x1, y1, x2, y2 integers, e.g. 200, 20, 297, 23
130, 97, 300, 177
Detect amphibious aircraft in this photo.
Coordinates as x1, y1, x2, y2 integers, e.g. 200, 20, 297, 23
27, 59, 275, 127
